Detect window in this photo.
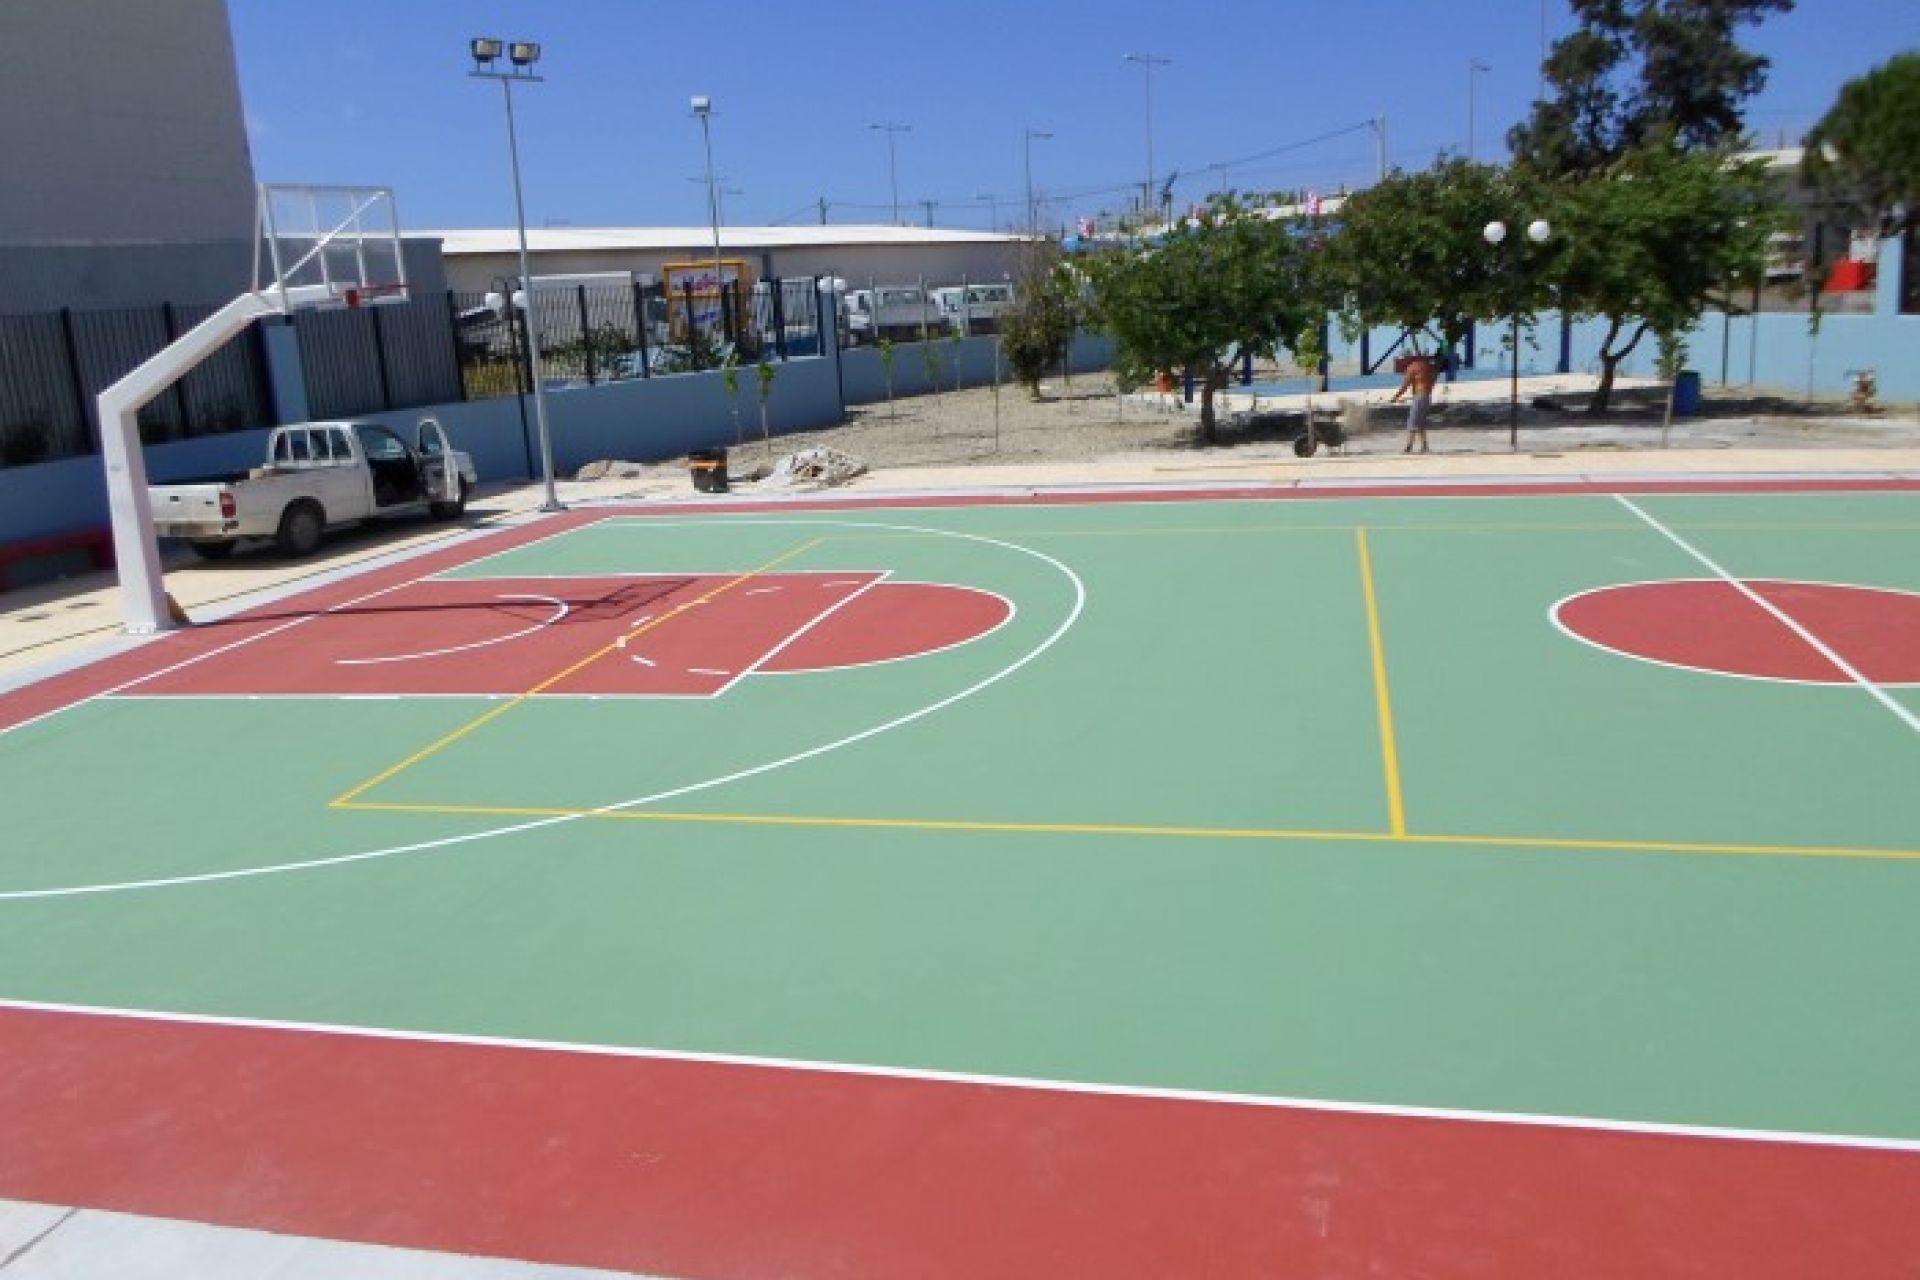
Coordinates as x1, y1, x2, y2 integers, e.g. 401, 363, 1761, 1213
354, 425, 409, 462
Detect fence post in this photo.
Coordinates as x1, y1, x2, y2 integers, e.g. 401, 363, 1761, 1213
444, 291, 469, 401
772, 279, 789, 361
820, 275, 846, 413
369, 306, 394, 410
59, 308, 98, 453
577, 285, 595, 385
632, 280, 651, 378
160, 302, 192, 436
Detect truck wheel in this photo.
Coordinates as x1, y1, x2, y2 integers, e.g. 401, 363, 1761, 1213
275, 500, 326, 557
188, 539, 236, 561
430, 480, 468, 520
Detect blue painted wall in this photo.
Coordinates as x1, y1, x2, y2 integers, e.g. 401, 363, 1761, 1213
838, 332, 1116, 405
0, 355, 844, 545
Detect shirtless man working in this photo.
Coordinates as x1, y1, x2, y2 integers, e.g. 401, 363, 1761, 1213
1389, 353, 1438, 454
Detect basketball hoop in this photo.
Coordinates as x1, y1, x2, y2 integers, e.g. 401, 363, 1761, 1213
341, 281, 410, 309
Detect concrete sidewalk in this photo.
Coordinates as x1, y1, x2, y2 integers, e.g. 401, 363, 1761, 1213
7, 444, 1920, 687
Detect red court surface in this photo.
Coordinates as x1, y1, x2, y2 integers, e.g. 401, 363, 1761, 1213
110, 573, 1011, 699
4, 1005, 1918, 1280
1557, 579, 1920, 683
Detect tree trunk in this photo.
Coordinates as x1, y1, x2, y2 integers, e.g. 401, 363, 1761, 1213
1587, 317, 1648, 415
1590, 354, 1621, 414
1198, 378, 1218, 445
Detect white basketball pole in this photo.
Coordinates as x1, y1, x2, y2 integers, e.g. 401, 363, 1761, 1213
96, 293, 278, 633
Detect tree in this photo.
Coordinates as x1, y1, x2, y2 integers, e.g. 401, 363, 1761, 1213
1803, 52, 1920, 235
1550, 144, 1775, 411
1325, 160, 1551, 365
1081, 195, 1319, 444
1512, 0, 1794, 178
998, 245, 1079, 400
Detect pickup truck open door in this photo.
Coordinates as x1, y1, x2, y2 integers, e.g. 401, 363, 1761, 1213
416, 416, 466, 517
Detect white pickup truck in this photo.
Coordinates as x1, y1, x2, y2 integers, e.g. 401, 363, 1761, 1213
840, 286, 943, 345
148, 417, 478, 559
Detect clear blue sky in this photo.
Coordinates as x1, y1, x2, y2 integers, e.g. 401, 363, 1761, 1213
227, 0, 1918, 232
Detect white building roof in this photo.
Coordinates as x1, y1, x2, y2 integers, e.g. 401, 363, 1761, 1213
426, 225, 1033, 256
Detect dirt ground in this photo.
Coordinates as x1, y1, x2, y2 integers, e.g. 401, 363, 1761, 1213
611, 368, 1920, 490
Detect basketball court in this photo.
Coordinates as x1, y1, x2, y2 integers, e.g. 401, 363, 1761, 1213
2, 477, 1918, 1277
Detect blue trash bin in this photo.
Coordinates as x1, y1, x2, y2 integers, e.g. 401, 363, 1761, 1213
1672, 370, 1702, 417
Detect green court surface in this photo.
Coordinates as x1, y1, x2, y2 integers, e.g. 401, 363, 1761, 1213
3, 486, 1918, 1149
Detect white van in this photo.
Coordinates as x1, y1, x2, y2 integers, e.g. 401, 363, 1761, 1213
931, 282, 1016, 335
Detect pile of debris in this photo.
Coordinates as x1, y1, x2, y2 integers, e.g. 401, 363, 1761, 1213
759, 447, 868, 491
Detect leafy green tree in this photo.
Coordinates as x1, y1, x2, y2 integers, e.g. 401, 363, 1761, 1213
1081, 195, 1319, 444
876, 338, 897, 418
721, 352, 743, 444
1550, 144, 1775, 410
1512, 0, 1794, 178
1325, 160, 1551, 364
998, 247, 1079, 400
1803, 52, 1920, 235
755, 359, 777, 452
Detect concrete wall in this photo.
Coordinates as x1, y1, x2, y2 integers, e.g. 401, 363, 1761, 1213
0, 0, 254, 246
837, 333, 1115, 404
0, 355, 846, 544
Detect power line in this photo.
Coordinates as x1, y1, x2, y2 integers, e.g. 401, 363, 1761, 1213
812, 120, 1382, 224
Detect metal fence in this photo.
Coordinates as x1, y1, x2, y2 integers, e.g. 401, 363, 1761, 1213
0, 277, 833, 471
451, 277, 829, 399
0, 304, 273, 469
293, 294, 464, 419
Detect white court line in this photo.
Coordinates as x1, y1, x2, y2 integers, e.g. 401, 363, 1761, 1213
1616, 495, 1920, 736
709, 571, 893, 697
0, 521, 1085, 900
336, 595, 570, 666
1550, 577, 1920, 689
758, 582, 1019, 678
0, 996, 1914, 1156
2, 575, 426, 739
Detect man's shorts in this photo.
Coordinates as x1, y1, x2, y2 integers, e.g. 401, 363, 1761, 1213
1409, 394, 1432, 430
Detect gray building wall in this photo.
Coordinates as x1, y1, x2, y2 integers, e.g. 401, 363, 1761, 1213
0, 0, 256, 247
0, 238, 449, 315
441, 240, 1030, 295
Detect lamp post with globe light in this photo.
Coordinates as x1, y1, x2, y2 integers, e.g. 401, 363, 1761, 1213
1483, 216, 1553, 450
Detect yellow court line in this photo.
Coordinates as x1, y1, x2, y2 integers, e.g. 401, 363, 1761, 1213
330, 536, 831, 806
1355, 527, 1407, 837
333, 799, 1920, 862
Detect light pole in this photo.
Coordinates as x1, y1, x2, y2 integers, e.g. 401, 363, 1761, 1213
691, 97, 733, 346
485, 274, 536, 481
1483, 216, 1553, 449
1468, 58, 1491, 162
870, 121, 911, 224
1123, 53, 1171, 222
685, 176, 742, 225
470, 37, 561, 512
1370, 114, 1389, 183
974, 191, 1002, 233
1023, 126, 1052, 232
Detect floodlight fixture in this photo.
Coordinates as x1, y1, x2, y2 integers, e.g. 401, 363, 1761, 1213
470, 37, 503, 67
509, 42, 541, 67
